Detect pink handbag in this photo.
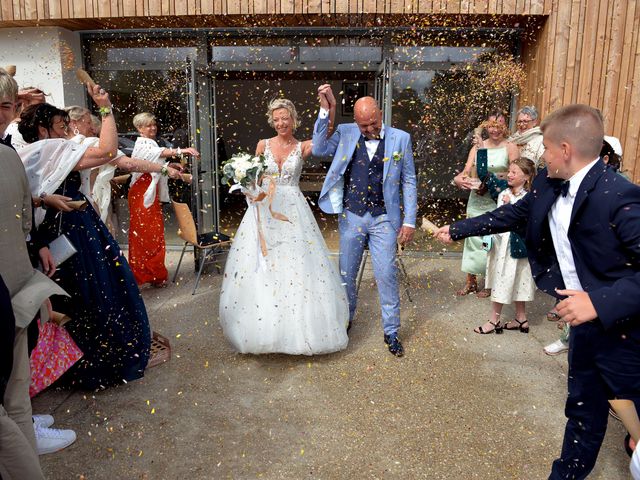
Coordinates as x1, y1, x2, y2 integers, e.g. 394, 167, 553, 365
29, 318, 83, 397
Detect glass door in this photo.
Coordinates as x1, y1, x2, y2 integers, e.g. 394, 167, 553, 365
185, 58, 219, 236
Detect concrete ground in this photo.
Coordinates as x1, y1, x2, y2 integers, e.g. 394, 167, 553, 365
34, 251, 631, 480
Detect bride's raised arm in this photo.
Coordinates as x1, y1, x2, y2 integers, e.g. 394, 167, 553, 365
303, 88, 337, 159
255, 139, 266, 157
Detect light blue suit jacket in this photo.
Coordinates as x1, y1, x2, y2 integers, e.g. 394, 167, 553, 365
312, 114, 418, 231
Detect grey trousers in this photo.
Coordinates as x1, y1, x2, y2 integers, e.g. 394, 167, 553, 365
0, 327, 44, 480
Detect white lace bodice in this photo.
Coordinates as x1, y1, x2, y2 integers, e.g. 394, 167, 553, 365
263, 139, 303, 186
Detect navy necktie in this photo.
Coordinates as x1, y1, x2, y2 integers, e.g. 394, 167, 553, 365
560, 181, 570, 197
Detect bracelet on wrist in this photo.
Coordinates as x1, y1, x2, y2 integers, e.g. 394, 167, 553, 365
98, 106, 112, 117
176, 147, 182, 156
160, 165, 169, 177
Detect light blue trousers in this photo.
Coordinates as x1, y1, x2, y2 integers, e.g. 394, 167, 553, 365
338, 210, 400, 335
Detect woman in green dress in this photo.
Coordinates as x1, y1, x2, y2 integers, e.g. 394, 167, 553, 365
452, 110, 519, 296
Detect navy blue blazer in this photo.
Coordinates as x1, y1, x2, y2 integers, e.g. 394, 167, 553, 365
450, 159, 640, 336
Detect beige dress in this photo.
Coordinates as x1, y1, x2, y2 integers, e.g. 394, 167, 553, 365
485, 188, 536, 304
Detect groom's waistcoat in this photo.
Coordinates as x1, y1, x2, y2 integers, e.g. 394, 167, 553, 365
343, 135, 386, 217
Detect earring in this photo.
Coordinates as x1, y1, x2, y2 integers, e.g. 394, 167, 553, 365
73, 127, 80, 136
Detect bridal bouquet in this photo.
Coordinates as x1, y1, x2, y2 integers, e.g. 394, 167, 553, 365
221, 152, 267, 192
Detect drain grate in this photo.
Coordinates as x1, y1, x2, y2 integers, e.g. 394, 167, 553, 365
148, 332, 171, 368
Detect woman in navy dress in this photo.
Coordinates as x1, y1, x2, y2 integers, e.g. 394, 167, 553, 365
18, 85, 151, 390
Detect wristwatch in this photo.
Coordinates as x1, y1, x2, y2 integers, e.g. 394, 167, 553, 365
160, 165, 169, 176
38, 192, 48, 209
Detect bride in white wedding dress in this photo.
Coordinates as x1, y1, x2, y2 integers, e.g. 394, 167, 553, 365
219, 98, 349, 355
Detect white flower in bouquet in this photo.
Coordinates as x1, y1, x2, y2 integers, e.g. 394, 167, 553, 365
235, 168, 247, 182
221, 152, 267, 191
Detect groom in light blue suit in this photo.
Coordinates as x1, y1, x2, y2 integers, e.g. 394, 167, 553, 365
312, 84, 417, 357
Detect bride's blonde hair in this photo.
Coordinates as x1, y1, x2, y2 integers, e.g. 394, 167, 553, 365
266, 98, 299, 131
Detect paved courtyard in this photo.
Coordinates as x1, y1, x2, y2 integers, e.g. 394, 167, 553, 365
34, 251, 631, 479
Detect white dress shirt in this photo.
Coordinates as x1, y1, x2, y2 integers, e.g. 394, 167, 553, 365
547, 158, 599, 291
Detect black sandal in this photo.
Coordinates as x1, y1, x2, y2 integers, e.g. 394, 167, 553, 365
625, 433, 633, 457
504, 318, 529, 333
474, 320, 503, 335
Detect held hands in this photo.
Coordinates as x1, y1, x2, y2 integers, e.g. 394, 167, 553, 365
434, 225, 453, 244
317, 84, 336, 110
397, 226, 415, 246
555, 289, 598, 326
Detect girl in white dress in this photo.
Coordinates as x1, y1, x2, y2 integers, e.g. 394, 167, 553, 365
219, 98, 349, 355
474, 157, 537, 334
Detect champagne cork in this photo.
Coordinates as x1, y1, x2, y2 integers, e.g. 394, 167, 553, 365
75, 68, 96, 88
421, 217, 439, 235
66, 200, 88, 211
4, 65, 16, 76
51, 311, 71, 327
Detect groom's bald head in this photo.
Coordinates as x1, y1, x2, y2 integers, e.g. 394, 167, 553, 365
354, 96, 383, 139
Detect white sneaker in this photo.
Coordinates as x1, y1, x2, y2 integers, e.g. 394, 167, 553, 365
34, 425, 77, 455
32, 414, 54, 428
544, 339, 569, 356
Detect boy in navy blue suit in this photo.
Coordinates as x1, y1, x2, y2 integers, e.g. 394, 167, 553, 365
436, 104, 640, 479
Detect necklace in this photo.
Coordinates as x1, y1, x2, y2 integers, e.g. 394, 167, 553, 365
273, 137, 295, 148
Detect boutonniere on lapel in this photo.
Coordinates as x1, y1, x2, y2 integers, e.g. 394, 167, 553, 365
383, 151, 402, 163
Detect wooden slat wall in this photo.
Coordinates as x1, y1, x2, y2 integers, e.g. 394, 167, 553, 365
0, 0, 553, 20
1, 0, 639, 180
522, 0, 640, 182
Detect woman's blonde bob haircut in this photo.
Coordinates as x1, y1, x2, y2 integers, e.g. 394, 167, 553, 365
65, 105, 91, 121
133, 112, 156, 130
266, 98, 299, 131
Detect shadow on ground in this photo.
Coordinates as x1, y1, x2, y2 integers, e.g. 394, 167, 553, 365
35, 252, 631, 479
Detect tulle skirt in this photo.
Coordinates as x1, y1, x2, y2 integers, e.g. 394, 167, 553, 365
219, 185, 349, 355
